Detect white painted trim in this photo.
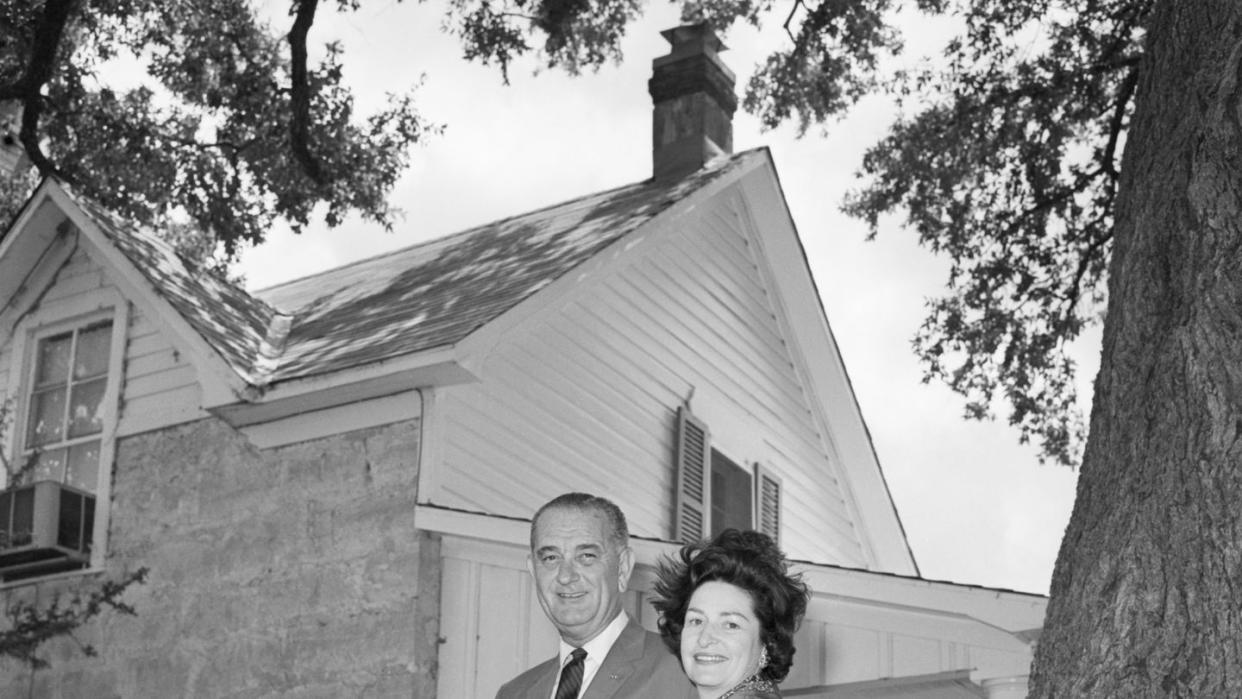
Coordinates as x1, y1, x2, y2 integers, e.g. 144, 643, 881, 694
241, 390, 423, 449
415, 387, 445, 503
0, 565, 102, 592
212, 354, 472, 433
93, 297, 129, 569
795, 565, 1047, 634
415, 505, 530, 547
419, 506, 684, 574
249, 346, 473, 407
1, 315, 27, 485
734, 159, 918, 575
807, 595, 1028, 649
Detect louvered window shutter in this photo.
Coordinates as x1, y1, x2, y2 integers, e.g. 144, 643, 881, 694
675, 406, 711, 543
754, 463, 782, 545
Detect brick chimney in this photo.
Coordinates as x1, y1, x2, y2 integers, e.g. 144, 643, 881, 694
648, 23, 736, 180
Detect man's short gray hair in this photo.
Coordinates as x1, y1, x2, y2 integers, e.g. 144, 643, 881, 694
530, 492, 630, 550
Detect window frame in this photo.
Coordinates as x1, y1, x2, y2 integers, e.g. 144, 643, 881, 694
4, 291, 127, 576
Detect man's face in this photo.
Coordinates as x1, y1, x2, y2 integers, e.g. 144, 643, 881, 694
528, 506, 634, 646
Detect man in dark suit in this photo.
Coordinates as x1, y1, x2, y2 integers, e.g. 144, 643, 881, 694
497, 493, 692, 699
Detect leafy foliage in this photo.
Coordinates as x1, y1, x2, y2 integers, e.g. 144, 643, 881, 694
1, 0, 435, 265
683, 0, 902, 132
841, 0, 1149, 465
0, 568, 148, 669
445, 0, 644, 80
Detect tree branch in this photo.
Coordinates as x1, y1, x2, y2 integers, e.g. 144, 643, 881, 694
1101, 67, 1138, 178
0, 0, 76, 178
1061, 219, 1113, 320
288, 0, 329, 187
18, 93, 65, 179
783, 1, 805, 44
0, 0, 73, 100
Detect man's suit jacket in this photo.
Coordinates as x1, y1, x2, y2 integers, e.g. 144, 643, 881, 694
496, 619, 693, 699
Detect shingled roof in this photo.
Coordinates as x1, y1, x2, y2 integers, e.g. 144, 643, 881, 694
61, 149, 763, 391
69, 192, 279, 387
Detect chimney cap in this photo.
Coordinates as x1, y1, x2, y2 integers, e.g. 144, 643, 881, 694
658, 22, 728, 56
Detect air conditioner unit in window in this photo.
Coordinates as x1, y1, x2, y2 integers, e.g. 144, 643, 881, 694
0, 480, 95, 580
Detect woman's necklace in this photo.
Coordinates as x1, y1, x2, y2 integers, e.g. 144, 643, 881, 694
719, 674, 778, 698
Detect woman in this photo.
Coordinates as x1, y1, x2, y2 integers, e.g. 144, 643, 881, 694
653, 529, 810, 699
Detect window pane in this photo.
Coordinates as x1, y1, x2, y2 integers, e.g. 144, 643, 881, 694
35, 333, 72, 386
58, 489, 83, 551
65, 441, 100, 493
11, 488, 34, 547
25, 387, 67, 446
83, 496, 95, 556
0, 492, 10, 546
67, 378, 107, 438
710, 450, 753, 537
73, 322, 113, 379
31, 447, 67, 484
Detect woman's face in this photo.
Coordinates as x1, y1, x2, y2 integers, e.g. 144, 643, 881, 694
680, 580, 764, 698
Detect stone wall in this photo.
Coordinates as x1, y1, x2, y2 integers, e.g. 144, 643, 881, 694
0, 416, 439, 698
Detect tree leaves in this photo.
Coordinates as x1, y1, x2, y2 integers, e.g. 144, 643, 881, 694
835, 0, 1151, 465
0, 0, 435, 265
445, 0, 642, 80
0, 568, 148, 669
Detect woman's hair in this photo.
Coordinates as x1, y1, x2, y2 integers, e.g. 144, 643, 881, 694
652, 529, 810, 683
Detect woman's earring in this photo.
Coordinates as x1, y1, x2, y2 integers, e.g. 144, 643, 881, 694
758, 646, 770, 670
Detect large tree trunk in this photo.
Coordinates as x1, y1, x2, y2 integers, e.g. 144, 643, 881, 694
1028, 2, 1242, 696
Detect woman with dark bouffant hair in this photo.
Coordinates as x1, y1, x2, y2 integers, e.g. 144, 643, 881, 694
652, 529, 810, 699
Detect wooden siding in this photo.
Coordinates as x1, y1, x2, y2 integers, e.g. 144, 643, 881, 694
0, 248, 206, 445
117, 304, 206, 435
430, 188, 866, 566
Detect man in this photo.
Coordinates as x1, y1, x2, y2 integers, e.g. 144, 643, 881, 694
497, 492, 692, 699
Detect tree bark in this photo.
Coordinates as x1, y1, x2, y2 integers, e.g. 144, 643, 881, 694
1029, 1, 1242, 696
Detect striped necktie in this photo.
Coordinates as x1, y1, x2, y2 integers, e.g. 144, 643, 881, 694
554, 647, 588, 699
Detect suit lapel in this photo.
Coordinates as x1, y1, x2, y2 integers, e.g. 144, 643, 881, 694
528, 657, 559, 699
581, 621, 646, 699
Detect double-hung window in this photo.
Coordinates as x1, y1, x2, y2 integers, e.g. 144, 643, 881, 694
1, 310, 121, 581
23, 319, 113, 491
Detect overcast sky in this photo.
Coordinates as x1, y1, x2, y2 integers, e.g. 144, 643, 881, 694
236, 1, 1087, 595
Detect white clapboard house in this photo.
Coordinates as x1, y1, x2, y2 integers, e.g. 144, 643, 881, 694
0, 24, 1044, 699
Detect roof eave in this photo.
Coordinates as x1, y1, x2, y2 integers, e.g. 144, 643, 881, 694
209, 344, 477, 428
